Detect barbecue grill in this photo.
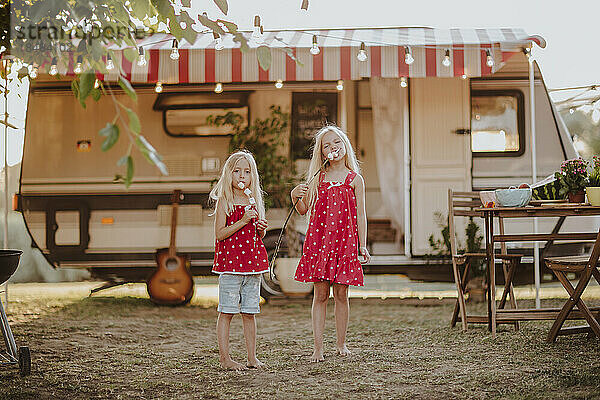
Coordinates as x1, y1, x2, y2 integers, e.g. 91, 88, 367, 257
0, 250, 30, 376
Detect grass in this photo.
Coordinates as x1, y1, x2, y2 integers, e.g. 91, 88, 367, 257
1, 284, 600, 399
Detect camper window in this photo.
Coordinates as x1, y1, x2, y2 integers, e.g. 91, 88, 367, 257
471, 90, 525, 157
163, 107, 248, 137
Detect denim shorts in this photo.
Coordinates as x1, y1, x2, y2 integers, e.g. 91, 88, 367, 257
217, 273, 261, 314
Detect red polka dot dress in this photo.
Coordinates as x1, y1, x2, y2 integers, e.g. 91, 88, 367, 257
212, 205, 269, 275
295, 171, 364, 286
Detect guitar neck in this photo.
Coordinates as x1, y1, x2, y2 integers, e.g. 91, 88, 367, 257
169, 202, 179, 257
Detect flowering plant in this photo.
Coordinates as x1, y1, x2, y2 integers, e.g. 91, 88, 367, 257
588, 156, 600, 187
554, 158, 589, 196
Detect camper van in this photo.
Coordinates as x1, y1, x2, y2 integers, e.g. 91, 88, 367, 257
17, 27, 591, 296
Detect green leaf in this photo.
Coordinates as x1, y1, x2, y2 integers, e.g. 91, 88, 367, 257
126, 156, 134, 188
99, 123, 120, 152
17, 66, 28, 80
126, 108, 141, 134
150, 0, 173, 16
198, 13, 226, 36
117, 155, 129, 166
118, 76, 137, 102
178, 11, 198, 45
233, 32, 249, 52
257, 46, 272, 71
213, 0, 228, 14
79, 70, 95, 102
131, 0, 151, 19
181, 0, 191, 6
123, 47, 139, 63
216, 19, 237, 33
71, 79, 80, 98
91, 88, 102, 102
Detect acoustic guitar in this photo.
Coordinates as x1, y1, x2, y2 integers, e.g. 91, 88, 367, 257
147, 190, 194, 305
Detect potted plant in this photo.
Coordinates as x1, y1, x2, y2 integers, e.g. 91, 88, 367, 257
587, 156, 600, 206
554, 158, 589, 203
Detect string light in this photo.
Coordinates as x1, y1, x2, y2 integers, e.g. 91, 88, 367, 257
213, 32, 224, 51
310, 35, 320, 55
252, 16, 262, 41
442, 49, 451, 67
106, 54, 114, 70
523, 47, 533, 63
137, 46, 146, 67
569, 108, 575, 114
74, 55, 83, 74
170, 39, 180, 60
28, 63, 38, 79
404, 46, 414, 65
49, 58, 58, 76
155, 82, 163, 93
275, 79, 283, 89
461, 74, 467, 80
94, 78, 100, 89
400, 77, 407, 88
336, 80, 343, 91
214, 82, 223, 93
486, 49, 494, 67
357, 42, 367, 62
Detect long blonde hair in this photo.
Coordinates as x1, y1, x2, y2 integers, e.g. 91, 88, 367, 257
209, 150, 266, 219
305, 125, 360, 218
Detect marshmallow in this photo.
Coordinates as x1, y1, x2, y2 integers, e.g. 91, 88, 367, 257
249, 197, 256, 205
327, 152, 334, 160
244, 188, 252, 196
237, 182, 245, 189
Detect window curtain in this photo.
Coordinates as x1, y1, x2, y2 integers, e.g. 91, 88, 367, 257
369, 77, 408, 239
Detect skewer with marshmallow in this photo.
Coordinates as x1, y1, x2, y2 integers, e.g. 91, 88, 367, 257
237, 182, 258, 239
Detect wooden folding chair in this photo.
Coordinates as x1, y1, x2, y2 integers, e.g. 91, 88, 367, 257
544, 229, 600, 342
448, 189, 523, 331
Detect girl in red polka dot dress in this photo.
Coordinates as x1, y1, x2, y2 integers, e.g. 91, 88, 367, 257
210, 150, 269, 370
290, 126, 371, 362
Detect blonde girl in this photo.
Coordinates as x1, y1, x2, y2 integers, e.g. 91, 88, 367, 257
290, 125, 371, 362
210, 150, 269, 370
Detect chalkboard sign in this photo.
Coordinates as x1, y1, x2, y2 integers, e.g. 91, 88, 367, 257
291, 92, 338, 160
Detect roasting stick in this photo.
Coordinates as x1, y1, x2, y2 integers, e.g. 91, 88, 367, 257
268, 151, 337, 281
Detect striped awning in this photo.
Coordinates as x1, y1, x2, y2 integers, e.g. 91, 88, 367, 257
89, 27, 545, 83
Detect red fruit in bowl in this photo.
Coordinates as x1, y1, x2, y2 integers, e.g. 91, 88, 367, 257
518, 183, 530, 189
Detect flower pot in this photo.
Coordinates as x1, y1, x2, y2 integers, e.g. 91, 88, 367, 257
465, 276, 487, 303
586, 187, 600, 206
568, 191, 586, 203
274, 258, 313, 297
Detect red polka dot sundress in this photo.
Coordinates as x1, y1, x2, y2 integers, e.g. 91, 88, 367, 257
212, 205, 269, 275
295, 170, 364, 286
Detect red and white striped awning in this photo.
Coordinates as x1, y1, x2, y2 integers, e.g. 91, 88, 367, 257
88, 27, 544, 83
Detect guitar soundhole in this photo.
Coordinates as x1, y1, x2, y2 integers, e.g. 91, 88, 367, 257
166, 257, 179, 271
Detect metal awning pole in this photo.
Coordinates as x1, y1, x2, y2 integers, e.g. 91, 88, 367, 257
403, 79, 411, 257
529, 54, 541, 309
3, 61, 8, 310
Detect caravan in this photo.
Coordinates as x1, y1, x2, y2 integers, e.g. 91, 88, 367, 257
17, 27, 591, 296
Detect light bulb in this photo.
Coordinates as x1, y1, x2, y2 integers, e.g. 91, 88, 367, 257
106, 55, 114, 71
214, 82, 223, 93
275, 79, 283, 89
461, 74, 467, 80
357, 42, 367, 62
94, 79, 100, 89
155, 82, 163, 93
310, 35, 320, 55
442, 50, 451, 67
74, 56, 83, 74
486, 50, 494, 67
252, 15, 262, 41
336, 80, 343, 91
49, 58, 58, 76
170, 39, 179, 60
400, 77, 407, 88
213, 32, 224, 51
28, 64, 38, 79
569, 108, 575, 114
404, 47, 414, 65
137, 47, 146, 66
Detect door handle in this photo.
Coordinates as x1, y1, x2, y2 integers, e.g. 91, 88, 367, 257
453, 129, 471, 135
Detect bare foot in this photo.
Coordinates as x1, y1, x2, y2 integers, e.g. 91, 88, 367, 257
337, 344, 351, 356
247, 358, 265, 368
220, 358, 247, 371
310, 349, 325, 363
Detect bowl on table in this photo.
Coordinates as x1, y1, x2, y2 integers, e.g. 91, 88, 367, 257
479, 191, 497, 208
494, 187, 532, 207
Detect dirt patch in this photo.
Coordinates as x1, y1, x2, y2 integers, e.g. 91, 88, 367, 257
1, 288, 600, 399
